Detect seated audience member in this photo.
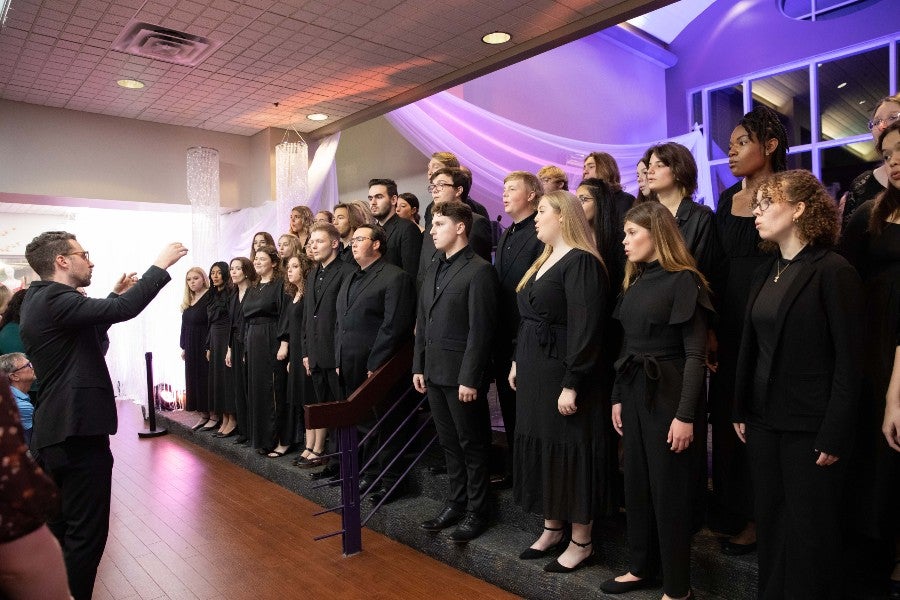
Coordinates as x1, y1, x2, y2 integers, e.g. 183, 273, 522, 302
0, 284, 10, 322
0, 289, 26, 354
537, 165, 569, 193
369, 178, 423, 276
397, 192, 425, 232
0, 374, 69, 600
0, 353, 35, 447
415, 201, 498, 543
314, 210, 333, 225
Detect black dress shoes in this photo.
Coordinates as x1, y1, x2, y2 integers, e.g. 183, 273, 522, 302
233, 435, 248, 444
368, 484, 406, 505
215, 429, 237, 438
599, 576, 661, 594
358, 478, 373, 494
448, 512, 489, 543
544, 539, 594, 572
489, 473, 512, 489
720, 539, 757, 555
428, 464, 447, 475
420, 506, 465, 532
200, 420, 221, 432
191, 419, 210, 431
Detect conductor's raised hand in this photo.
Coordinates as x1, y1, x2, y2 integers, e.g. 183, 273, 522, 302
113, 272, 139, 294
153, 242, 189, 269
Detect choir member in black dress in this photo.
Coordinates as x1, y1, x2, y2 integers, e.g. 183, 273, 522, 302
583, 151, 635, 224
602, 201, 713, 599
225, 257, 255, 445
511, 190, 607, 573
289, 206, 313, 246
492, 171, 544, 489
249, 232, 275, 260
840, 122, 900, 593
577, 178, 627, 293
841, 93, 899, 230
181, 267, 212, 430
733, 170, 863, 600
243, 245, 290, 455
396, 193, 424, 233
635, 158, 651, 204
277, 233, 303, 266
710, 105, 788, 554
207, 262, 236, 437
284, 252, 315, 460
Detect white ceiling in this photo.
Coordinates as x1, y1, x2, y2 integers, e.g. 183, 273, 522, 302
0, 0, 671, 136
626, 0, 714, 43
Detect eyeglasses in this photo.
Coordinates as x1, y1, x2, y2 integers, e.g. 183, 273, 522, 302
577, 195, 594, 204
750, 196, 773, 213
427, 182, 456, 193
868, 111, 900, 131
350, 236, 373, 244
65, 251, 90, 261
11, 361, 33, 374
540, 177, 561, 184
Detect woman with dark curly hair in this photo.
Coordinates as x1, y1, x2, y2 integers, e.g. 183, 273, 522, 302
733, 170, 863, 600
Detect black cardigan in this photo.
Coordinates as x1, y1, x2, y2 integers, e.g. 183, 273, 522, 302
732, 245, 863, 457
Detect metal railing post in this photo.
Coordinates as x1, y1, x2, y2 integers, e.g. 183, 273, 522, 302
339, 425, 362, 556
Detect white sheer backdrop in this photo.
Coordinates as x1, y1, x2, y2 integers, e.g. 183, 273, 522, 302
385, 91, 713, 209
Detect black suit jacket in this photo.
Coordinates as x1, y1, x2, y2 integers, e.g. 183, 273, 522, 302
417, 213, 492, 287
335, 258, 416, 394
380, 213, 423, 277
413, 247, 499, 389
20, 266, 171, 450
733, 246, 863, 456
302, 258, 355, 370
493, 214, 543, 363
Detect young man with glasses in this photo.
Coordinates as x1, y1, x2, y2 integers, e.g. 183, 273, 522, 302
19, 231, 187, 600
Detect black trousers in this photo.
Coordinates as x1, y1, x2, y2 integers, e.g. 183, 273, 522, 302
311, 367, 341, 404
746, 425, 847, 600
232, 342, 249, 437
427, 382, 491, 515
494, 358, 516, 474
621, 397, 696, 598
36, 435, 114, 600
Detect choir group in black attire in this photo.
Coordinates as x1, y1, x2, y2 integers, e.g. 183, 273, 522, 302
178, 101, 900, 598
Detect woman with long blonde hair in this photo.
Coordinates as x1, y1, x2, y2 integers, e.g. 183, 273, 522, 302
509, 190, 608, 573
180, 267, 213, 430
289, 206, 314, 245
602, 201, 712, 599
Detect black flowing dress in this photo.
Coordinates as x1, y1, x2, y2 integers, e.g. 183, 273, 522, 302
229, 289, 249, 437
513, 249, 606, 524
710, 182, 769, 527
840, 200, 900, 539
242, 280, 289, 451
842, 169, 885, 231
181, 292, 210, 413
207, 287, 235, 415
284, 295, 315, 445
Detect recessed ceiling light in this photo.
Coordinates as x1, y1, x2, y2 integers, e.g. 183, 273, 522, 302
481, 31, 511, 45
306, 113, 329, 121
117, 79, 145, 89
837, 82, 847, 89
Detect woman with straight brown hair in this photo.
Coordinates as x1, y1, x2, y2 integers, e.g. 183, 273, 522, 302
226, 256, 256, 445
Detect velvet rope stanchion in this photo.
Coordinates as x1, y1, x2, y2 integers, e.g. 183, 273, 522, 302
138, 351, 168, 439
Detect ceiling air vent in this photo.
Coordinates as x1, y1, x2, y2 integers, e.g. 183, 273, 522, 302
111, 21, 222, 67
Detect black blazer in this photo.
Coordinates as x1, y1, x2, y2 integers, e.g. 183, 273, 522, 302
493, 215, 543, 361
733, 246, 863, 456
335, 258, 416, 393
302, 258, 355, 370
20, 266, 171, 450
417, 213, 492, 287
413, 247, 499, 389
381, 213, 423, 277
674, 197, 725, 291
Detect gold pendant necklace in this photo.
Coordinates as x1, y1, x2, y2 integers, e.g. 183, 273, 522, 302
774, 259, 792, 282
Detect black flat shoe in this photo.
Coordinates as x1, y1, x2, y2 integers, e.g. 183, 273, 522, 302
200, 420, 221, 432
420, 506, 464, 532
519, 525, 568, 560
191, 419, 210, 431
448, 512, 488, 543
720, 539, 757, 555
599, 576, 661, 594
215, 429, 237, 438
543, 539, 594, 573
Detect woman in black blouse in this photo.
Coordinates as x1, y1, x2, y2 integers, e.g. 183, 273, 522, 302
225, 257, 255, 445
711, 105, 788, 554
733, 170, 862, 600
283, 252, 315, 463
243, 245, 290, 455
249, 232, 275, 260
206, 262, 235, 437
181, 267, 212, 430
635, 157, 651, 204
510, 190, 607, 574
601, 201, 713, 600
583, 151, 636, 226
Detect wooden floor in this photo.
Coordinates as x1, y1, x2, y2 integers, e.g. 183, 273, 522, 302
92, 402, 519, 600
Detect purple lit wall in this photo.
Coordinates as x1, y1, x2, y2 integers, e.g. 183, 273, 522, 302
665, 0, 898, 135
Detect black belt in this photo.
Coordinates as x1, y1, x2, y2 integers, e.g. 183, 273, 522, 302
615, 352, 681, 411
521, 316, 565, 359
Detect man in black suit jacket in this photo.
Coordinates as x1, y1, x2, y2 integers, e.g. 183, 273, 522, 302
418, 167, 492, 287
19, 232, 186, 600
369, 178, 422, 277
414, 201, 499, 543
492, 171, 544, 487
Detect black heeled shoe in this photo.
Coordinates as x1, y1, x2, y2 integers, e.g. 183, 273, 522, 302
543, 539, 594, 573
519, 525, 568, 560
200, 420, 221, 432
191, 418, 210, 431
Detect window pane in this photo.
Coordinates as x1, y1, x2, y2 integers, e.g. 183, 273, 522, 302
711, 163, 739, 210
821, 145, 880, 200
691, 91, 703, 129
786, 150, 812, 171
818, 46, 889, 142
709, 84, 744, 160
750, 68, 811, 145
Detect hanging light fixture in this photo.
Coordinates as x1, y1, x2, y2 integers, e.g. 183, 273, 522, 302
275, 125, 308, 235
186, 146, 220, 270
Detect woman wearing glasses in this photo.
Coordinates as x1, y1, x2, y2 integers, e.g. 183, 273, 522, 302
733, 170, 862, 600
842, 93, 900, 230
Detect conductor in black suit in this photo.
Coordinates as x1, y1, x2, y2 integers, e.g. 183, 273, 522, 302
369, 178, 423, 277
492, 171, 544, 487
414, 201, 499, 543
335, 224, 417, 498
20, 232, 187, 600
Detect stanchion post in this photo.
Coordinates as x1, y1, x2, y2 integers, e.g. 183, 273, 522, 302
138, 351, 168, 438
